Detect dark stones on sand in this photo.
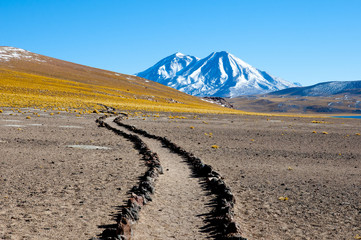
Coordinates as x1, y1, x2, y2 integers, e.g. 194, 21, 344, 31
111, 116, 246, 239
97, 116, 163, 240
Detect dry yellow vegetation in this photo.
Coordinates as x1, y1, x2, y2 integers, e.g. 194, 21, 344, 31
0, 68, 243, 114
311, 120, 329, 124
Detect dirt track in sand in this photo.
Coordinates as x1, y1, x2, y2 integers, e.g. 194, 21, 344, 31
1, 108, 360, 239
106, 118, 214, 239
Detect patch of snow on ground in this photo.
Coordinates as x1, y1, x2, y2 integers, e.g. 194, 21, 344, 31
66, 145, 111, 150
3, 125, 26, 127
59, 125, 83, 129
1, 119, 22, 122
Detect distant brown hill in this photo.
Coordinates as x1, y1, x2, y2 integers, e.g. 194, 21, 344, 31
229, 95, 361, 114
227, 80, 361, 114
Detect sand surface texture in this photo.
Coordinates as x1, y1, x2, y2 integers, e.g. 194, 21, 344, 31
1, 109, 360, 240
106, 118, 214, 239
122, 114, 361, 240
0, 109, 147, 239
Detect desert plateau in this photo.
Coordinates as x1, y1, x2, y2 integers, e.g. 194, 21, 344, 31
1, 107, 360, 239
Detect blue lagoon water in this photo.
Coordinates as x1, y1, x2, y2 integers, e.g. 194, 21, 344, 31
332, 116, 361, 119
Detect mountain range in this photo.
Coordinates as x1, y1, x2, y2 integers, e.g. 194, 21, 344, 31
268, 80, 361, 97
230, 80, 361, 114
136, 51, 300, 97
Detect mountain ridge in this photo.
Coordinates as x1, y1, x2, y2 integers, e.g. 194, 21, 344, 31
228, 80, 361, 114
268, 80, 361, 97
136, 51, 298, 97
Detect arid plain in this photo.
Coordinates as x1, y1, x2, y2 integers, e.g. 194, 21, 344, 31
123, 113, 361, 239
1, 47, 360, 239
1, 108, 360, 240
0, 109, 147, 239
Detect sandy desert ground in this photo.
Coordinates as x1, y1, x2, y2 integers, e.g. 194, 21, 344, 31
0, 109, 147, 239
121, 113, 361, 240
1, 108, 360, 239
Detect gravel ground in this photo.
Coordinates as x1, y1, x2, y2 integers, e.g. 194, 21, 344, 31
1, 109, 360, 239
0, 109, 147, 239
106, 119, 214, 239
122, 113, 361, 240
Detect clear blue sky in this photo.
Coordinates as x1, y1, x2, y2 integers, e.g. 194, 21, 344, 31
1, 0, 360, 86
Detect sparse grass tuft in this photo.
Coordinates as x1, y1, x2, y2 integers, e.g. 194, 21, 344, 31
311, 120, 328, 124
278, 196, 289, 201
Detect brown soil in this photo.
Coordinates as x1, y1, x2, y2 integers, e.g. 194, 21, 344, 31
0, 109, 147, 239
121, 113, 361, 240
228, 95, 361, 114
1, 109, 360, 240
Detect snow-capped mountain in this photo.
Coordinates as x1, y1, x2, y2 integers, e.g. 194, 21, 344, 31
138, 52, 199, 84
136, 51, 298, 97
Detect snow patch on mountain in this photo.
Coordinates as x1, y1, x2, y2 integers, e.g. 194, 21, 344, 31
136, 51, 298, 97
0, 46, 46, 62
138, 52, 199, 84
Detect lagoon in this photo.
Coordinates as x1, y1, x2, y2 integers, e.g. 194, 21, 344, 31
332, 116, 361, 119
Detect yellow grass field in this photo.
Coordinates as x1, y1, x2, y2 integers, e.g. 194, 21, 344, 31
0, 67, 243, 114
